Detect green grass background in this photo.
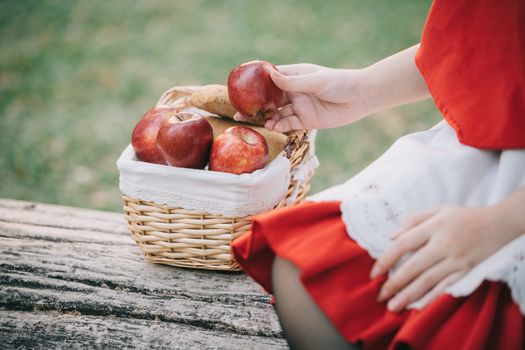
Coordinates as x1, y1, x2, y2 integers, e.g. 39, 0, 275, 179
0, 0, 440, 212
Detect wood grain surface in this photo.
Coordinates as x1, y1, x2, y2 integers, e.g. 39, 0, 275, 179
0, 198, 286, 349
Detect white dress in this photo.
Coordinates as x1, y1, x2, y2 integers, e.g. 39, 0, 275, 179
309, 120, 525, 314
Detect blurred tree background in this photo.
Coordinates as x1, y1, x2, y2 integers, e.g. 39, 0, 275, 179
0, 0, 439, 212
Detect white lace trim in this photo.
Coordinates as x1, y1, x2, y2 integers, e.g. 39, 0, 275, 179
340, 191, 525, 315
509, 249, 525, 315
309, 121, 525, 315
120, 180, 287, 217
444, 235, 525, 315
117, 142, 319, 217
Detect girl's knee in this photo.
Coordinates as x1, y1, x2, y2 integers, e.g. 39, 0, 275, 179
272, 255, 299, 283
271, 255, 358, 350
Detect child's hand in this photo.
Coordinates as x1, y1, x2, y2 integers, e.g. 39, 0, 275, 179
235, 64, 369, 133
369, 205, 516, 313
233, 45, 432, 133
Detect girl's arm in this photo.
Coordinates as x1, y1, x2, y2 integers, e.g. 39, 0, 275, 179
370, 185, 525, 312
359, 44, 431, 120
235, 44, 431, 133
492, 185, 525, 239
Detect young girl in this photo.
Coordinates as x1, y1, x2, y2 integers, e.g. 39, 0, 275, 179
232, 1, 525, 349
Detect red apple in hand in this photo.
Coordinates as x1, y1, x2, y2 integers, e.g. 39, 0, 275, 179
209, 126, 269, 175
228, 60, 284, 122
131, 106, 179, 164
156, 112, 213, 169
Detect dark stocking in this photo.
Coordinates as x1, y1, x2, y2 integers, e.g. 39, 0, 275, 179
271, 255, 359, 350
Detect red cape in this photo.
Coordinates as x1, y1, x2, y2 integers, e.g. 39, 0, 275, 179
416, 0, 525, 149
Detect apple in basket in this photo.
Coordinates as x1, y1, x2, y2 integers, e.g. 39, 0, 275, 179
228, 60, 284, 122
209, 126, 269, 175
156, 111, 214, 169
131, 106, 179, 164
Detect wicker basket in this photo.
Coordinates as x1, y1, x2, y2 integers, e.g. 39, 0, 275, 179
121, 87, 314, 271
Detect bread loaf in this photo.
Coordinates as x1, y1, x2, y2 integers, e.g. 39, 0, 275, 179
189, 85, 236, 117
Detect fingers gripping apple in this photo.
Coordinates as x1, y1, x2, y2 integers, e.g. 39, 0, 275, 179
209, 126, 270, 175
227, 60, 284, 122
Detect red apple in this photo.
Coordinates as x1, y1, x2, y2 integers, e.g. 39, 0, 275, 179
227, 60, 284, 122
209, 126, 269, 175
131, 106, 179, 164
156, 112, 213, 169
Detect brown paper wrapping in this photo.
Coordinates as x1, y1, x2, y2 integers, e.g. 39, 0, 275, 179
189, 85, 237, 118
188, 84, 266, 126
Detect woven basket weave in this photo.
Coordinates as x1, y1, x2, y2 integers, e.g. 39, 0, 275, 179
121, 87, 314, 271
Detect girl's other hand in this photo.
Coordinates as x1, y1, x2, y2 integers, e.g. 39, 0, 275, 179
369, 205, 516, 313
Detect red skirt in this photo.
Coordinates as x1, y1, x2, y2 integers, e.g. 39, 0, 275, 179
231, 201, 524, 350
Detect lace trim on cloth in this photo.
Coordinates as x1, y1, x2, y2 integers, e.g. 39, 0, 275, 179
341, 194, 525, 315
117, 144, 319, 217
508, 249, 525, 315
120, 180, 287, 217
339, 182, 403, 259
445, 235, 525, 315
308, 121, 525, 315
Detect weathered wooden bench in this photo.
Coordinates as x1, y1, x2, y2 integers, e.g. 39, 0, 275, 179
0, 198, 287, 349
